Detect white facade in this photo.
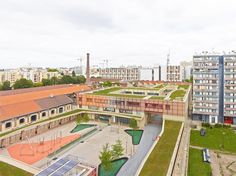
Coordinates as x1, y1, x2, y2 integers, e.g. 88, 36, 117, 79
139, 66, 161, 81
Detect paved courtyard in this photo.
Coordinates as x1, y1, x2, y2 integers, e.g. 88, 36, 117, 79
1, 120, 162, 176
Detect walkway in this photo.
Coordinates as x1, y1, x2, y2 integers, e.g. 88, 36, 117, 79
172, 119, 191, 176
117, 124, 162, 176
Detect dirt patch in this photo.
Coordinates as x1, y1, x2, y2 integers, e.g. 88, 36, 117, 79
210, 151, 236, 176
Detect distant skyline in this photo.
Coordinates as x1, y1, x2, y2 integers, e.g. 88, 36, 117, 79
1, 0, 236, 69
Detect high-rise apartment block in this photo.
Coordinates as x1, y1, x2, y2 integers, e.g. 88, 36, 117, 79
193, 53, 236, 124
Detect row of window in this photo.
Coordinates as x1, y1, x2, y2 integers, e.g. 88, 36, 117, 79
4, 107, 66, 129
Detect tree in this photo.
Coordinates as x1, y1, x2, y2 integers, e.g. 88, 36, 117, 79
47, 68, 58, 72
59, 75, 74, 84
51, 76, 59, 85
99, 143, 113, 171
129, 118, 138, 129
72, 70, 76, 77
82, 113, 90, 122
42, 78, 53, 86
76, 113, 90, 124
1, 81, 11, 90
111, 140, 124, 160
13, 78, 33, 89
33, 82, 43, 87
103, 81, 112, 87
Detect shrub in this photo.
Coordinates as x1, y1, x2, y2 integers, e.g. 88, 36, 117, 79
214, 124, 223, 128
202, 123, 211, 128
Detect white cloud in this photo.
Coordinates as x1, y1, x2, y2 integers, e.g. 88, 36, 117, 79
0, 0, 236, 68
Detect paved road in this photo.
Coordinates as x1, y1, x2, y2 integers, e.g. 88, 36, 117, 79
117, 124, 162, 176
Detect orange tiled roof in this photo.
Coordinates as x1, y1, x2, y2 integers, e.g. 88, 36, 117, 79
0, 85, 90, 106
0, 85, 91, 121
0, 101, 41, 121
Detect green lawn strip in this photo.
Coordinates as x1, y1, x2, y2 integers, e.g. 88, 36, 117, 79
92, 87, 122, 95
140, 120, 182, 176
188, 148, 212, 176
104, 93, 145, 98
0, 161, 33, 176
178, 85, 190, 90
125, 129, 143, 145
71, 124, 96, 133
149, 96, 165, 100
98, 157, 128, 176
0, 109, 85, 138
169, 90, 186, 100
190, 127, 236, 153
154, 84, 167, 90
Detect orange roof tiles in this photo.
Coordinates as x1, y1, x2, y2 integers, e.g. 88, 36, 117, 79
0, 101, 41, 121
0, 85, 90, 106
0, 85, 91, 121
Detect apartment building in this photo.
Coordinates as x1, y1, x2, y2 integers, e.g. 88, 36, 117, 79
97, 67, 139, 81
161, 66, 183, 82
193, 53, 236, 124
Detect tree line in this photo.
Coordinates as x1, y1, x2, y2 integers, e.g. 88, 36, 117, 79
0, 74, 86, 91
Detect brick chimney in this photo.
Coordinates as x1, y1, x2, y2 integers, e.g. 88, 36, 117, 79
86, 53, 91, 85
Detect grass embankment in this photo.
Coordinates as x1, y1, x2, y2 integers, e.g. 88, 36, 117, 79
188, 148, 212, 176
169, 90, 186, 100
140, 120, 182, 176
0, 161, 33, 176
190, 127, 236, 153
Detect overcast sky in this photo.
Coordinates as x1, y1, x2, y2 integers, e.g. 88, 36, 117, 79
0, 0, 236, 69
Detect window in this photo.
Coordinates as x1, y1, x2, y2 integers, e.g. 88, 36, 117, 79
59, 107, 64, 113
19, 118, 25, 124
51, 109, 55, 115
5, 122, 12, 128
31, 115, 37, 122
42, 112, 46, 117
165, 105, 171, 110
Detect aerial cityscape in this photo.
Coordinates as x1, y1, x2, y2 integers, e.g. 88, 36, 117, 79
1, 1, 236, 176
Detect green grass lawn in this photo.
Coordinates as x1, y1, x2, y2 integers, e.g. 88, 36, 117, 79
169, 90, 186, 100
0, 161, 33, 176
178, 85, 190, 90
140, 120, 182, 176
154, 84, 167, 90
190, 127, 236, 153
92, 87, 122, 95
188, 148, 212, 176
125, 129, 143, 145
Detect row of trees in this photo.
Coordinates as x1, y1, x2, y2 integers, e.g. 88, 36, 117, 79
0, 75, 86, 91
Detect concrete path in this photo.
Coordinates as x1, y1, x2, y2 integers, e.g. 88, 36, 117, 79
172, 121, 190, 176
0, 154, 40, 174
117, 124, 162, 176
